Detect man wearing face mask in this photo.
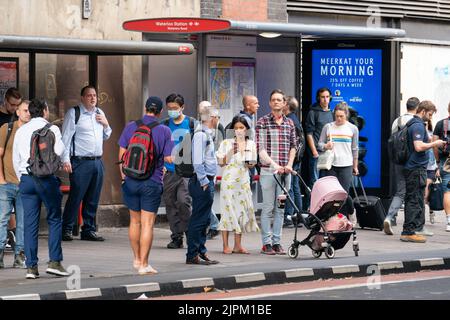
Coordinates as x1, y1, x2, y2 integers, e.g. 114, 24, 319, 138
162, 93, 196, 249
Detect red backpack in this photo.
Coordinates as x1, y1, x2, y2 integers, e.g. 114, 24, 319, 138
121, 120, 160, 180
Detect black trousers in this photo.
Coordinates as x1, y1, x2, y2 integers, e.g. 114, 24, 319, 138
403, 168, 426, 235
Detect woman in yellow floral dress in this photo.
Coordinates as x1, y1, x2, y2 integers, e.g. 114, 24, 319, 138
216, 115, 259, 254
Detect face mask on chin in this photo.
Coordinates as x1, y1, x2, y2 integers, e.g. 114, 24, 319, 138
168, 110, 180, 119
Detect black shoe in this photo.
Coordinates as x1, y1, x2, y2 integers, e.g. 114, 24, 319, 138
199, 253, 219, 264
283, 219, 294, 228
186, 255, 212, 265
206, 229, 219, 240
62, 232, 73, 241
167, 239, 183, 249
80, 231, 105, 241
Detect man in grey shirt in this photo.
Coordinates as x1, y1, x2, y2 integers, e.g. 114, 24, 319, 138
384, 97, 420, 235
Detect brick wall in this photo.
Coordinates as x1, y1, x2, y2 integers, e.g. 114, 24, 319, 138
201, 0, 287, 22
222, 0, 268, 21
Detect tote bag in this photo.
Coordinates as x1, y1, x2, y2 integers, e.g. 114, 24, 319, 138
317, 149, 334, 170
317, 130, 334, 171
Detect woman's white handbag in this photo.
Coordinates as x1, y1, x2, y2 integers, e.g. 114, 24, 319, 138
317, 149, 334, 171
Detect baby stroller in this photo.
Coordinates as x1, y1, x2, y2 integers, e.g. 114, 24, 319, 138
274, 173, 359, 259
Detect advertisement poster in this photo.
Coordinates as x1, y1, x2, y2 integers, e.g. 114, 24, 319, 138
209, 60, 255, 125
312, 49, 382, 188
0, 59, 19, 105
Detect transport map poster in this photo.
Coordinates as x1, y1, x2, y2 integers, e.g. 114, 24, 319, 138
312, 49, 382, 188
209, 61, 255, 117
0, 58, 19, 105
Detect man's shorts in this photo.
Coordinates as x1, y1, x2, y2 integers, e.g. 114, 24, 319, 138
122, 178, 163, 213
440, 163, 450, 193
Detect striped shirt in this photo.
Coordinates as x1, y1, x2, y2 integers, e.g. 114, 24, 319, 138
318, 122, 359, 167
255, 113, 297, 168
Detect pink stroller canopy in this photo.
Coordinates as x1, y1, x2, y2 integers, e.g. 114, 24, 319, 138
309, 176, 348, 215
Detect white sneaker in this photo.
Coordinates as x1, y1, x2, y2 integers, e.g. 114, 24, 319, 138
415, 228, 434, 236
446, 224, 450, 232
383, 219, 393, 235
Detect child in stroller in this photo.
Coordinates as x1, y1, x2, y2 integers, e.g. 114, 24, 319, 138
274, 173, 359, 259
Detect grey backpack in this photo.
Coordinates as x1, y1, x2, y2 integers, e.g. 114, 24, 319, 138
27, 123, 61, 177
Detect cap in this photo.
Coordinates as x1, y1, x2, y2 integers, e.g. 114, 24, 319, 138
145, 96, 163, 113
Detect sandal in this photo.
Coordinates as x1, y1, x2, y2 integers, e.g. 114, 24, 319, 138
232, 248, 250, 254
138, 265, 158, 275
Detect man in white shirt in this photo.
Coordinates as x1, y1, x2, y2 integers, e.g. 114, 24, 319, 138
13, 99, 69, 279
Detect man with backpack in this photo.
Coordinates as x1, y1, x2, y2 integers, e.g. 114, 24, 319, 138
12, 99, 68, 279
0, 100, 30, 269
61, 85, 112, 242
0, 87, 23, 253
384, 97, 420, 235
283, 96, 305, 228
118, 96, 173, 274
162, 93, 195, 249
433, 101, 450, 233
400, 101, 445, 243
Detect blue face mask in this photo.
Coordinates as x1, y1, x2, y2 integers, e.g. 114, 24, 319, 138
168, 110, 180, 119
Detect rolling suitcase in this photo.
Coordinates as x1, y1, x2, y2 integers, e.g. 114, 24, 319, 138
352, 177, 386, 231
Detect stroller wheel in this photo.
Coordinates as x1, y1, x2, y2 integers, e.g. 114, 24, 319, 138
288, 244, 299, 259
312, 250, 322, 259
325, 246, 335, 259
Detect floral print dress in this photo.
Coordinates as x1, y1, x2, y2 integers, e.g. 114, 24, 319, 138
216, 139, 259, 233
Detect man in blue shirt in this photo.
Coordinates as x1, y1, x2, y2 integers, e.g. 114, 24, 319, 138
401, 101, 445, 243
163, 93, 195, 249
186, 103, 219, 265
61, 85, 112, 242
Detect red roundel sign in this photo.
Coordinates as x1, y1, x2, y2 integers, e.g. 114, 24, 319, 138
123, 18, 231, 34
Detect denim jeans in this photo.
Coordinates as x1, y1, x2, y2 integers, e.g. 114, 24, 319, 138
308, 149, 319, 188
209, 209, 219, 230
386, 164, 405, 220
186, 176, 214, 260
259, 168, 291, 246
402, 168, 426, 235
285, 162, 302, 216
19, 175, 63, 268
0, 183, 24, 254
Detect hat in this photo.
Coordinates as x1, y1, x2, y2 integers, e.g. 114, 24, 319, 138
145, 96, 163, 113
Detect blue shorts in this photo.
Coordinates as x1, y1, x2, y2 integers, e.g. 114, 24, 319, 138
440, 163, 450, 193
122, 178, 163, 213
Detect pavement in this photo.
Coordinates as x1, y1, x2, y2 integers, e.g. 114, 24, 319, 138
0, 209, 449, 300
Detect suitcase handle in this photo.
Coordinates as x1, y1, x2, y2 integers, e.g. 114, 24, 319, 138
351, 176, 369, 203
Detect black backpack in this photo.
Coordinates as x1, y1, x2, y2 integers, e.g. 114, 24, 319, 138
387, 118, 415, 165
294, 124, 305, 164
27, 123, 61, 177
